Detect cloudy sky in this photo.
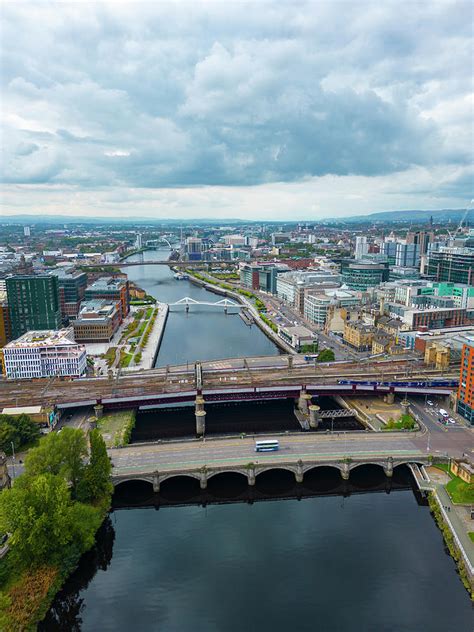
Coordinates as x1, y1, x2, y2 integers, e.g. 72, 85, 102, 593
1, 0, 472, 220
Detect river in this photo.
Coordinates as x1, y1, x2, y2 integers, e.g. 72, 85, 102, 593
41, 468, 473, 631
40, 251, 473, 630
121, 249, 279, 366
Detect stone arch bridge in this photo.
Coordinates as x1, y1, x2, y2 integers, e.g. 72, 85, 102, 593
112, 454, 429, 493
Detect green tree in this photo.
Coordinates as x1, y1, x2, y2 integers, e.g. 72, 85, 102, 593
25, 428, 87, 496
77, 430, 113, 503
0, 474, 98, 567
317, 349, 335, 362
0, 414, 40, 453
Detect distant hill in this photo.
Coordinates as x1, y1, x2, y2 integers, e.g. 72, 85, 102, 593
339, 208, 472, 223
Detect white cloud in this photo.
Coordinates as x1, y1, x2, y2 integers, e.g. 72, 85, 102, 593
0, 0, 472, 219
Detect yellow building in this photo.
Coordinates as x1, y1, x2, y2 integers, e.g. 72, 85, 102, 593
424, 343, 450, 369
343, 322, 376, 351
450, 459, 474, 484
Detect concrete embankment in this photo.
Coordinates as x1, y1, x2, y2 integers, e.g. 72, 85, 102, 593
124, 302, 169, 372
185, 273, 295, 354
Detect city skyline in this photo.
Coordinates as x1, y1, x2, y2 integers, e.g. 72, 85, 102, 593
1, 1, 473, 220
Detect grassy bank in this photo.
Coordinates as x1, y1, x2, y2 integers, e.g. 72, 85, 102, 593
428, 493, 473, 598
97, 409, 136, 448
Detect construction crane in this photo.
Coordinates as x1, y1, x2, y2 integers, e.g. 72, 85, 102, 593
447, 206, 471, 240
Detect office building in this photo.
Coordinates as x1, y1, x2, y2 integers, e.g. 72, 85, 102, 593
395, 243, 420, 268
2, 328, 86, 379
6, 275, 61, 339
458, 338, 474, 425
276, 271, 341, 310
427, 247, 474, 284
354, 236, 368, 260
186, 237, 203, 261
84, 277, 129, 321
0, 298, 11, 347
340, 260, 389, 290
23, 226, 30, 237
304, 289, 359, 328
50, 268, 88, 319
72, 300, 120, 342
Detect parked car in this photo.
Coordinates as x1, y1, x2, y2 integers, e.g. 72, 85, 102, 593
427, 400, 434, 406
448, 418, 456, 424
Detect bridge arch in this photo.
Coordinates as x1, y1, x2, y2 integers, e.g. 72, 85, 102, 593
255, 464, 297, 477
113, 477, 153, 488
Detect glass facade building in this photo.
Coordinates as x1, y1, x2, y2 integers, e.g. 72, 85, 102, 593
6, 275, 61, 339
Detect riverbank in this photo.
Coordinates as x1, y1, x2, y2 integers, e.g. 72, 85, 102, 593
0, 429, 113, 630
182, 268, 294, 354
123, 302, 169, 372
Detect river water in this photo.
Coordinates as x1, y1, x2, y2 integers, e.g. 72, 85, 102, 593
42, 469, 472, 631
40, 250, 473, 630
121, 249, 279, 366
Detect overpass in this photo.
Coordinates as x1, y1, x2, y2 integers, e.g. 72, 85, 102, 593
0, 356, 457, 410
110, 432, 431, 491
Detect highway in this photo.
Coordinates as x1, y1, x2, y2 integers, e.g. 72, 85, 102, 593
0, 356, 459, 408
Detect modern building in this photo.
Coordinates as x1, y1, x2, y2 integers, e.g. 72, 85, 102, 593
72, 300, 120, 343
0, 297, 11, 347
49, 268, 88, 319
6, 274, 61, 339
354, 236, 368, 260
223, 234, 246, 246
386, 303, 470, 330
457, 338, 474, 425
277, 325, 317, 351
395, 243, 420, 268
2, 328, 86, 379
135, 233, 143, 249
304, 289, 359, 328
427, 247, 474, 284
186, 237, 203, 261
340, 260, 389, 290
276, 271, 341, 309
239, 262, 289, 294
84, 277, 129, 321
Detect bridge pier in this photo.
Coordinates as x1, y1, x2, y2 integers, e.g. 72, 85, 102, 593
384, 457, 394, 478
195, 395, 206, 436
200, 470, 207, 490
196, 410, 206, 436
298, 389, 312, 415
386, 392, 395, 404
309, 405, 321, 429
295, 460, 304, 484
247, 466, 256, 486
340, 462, 350, 481
152, 471, 160, 493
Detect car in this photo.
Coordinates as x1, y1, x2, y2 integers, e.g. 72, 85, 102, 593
448, 418, 456, 424
427, 400, 434, 406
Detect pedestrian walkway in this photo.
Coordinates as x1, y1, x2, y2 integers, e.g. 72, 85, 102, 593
435, 483, 474, 572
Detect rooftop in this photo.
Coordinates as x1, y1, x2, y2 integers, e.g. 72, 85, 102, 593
5, 328, 78, 348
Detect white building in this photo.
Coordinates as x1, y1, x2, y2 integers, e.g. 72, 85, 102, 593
276, 271, 341, 307
135, 233, 143, 249
354, 236, 368, 259
24, 226, 31, 237
304, 289, 359, 327
224, 234, 246, 246
2, 328, 87, 379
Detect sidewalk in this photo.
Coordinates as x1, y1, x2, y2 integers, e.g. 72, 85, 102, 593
124, 302, 169, 371
435, 483, 474, 574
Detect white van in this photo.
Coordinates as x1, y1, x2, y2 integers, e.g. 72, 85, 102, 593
438, 408, 449, 418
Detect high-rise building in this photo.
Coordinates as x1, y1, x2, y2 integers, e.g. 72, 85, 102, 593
0, 299, 11, 347
6, 275, 61, 339
135, 233, 143, 249
427, 247, 474, 284
354, 236, 368, 260
23, 226, 31, 237
395, 243, 420, 268
340, 260, 389, 290
186, 237, 203, 261
457, 338, 474, 425
49, 268, 88, 319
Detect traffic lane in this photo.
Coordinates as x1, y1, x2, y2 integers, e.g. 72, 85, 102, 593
110, 434, 421, 472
